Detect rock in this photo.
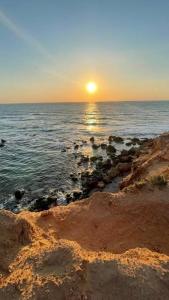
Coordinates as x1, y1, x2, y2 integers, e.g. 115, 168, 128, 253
102, 159, 112, 170
130, 137, 141, 144
117, 162, 132, 174
126, 142, 133, 147
113, 136, 124, 143
14, 189, 25, 201
72, 190, 82, 200
90, 156, 98, 162
32, 196, 57, 211
121, 149, 129, 156
128, 147, 140, 156
92, 144, 100, 150
106, 145, 116, 154
108, 167, 119, 178
70, 174, 78, 182
90, 137, 95, 143
100, 143, 107, 150
97, 181, 105, 189
108, 136, 114, 143
80, 155, 89, 163
102, 174, 112, 184
61, 148, 66, 152
66, 194, 72, 204
0, 139, 6, 147
1, 139, 6, 144
74, 144, 79, 150
119, 155, 133, 163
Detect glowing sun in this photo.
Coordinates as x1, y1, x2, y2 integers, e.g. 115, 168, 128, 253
86, 82, 97, 94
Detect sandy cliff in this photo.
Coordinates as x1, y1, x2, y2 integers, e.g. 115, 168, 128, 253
0, 133, 169, 299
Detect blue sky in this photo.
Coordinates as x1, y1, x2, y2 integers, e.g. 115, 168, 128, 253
0, 0, 169, 102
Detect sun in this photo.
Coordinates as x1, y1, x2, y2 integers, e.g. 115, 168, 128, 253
86, 82, 97, 94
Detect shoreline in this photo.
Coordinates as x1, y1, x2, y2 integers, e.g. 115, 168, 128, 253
0, 132, 169, 298
2, 134, 151, 212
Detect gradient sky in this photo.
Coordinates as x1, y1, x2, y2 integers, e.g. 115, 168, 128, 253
0, 0, 169, 103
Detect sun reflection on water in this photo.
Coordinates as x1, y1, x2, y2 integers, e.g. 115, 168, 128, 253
84, 102, 100, 132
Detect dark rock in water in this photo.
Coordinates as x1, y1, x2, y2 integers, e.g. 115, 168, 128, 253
61, 148, 66, 153
90, 156, 98, 163
74, 144, 79, 150
66, 194, 72, 204
106, 145, 116, 154
126, 142, 133, 147
113, 136, 124, 143
108, 136, 114, 143
73, 190, 82, 201
14, 189, 25, 201
92, 144, 100, 150
102, 159, 112, 170
80, 155, 89, 163
90, 137, 95, 143
31, 195, 57, 211
100, 143, 107, 150
130, 137, 141, 144
1, 139, 6, 144
70, 173, 78, 182
82, 140, 87, 144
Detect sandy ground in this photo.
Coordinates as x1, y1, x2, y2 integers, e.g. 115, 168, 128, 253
0, 133, 169, 299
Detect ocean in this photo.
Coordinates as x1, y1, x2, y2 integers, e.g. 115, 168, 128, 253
0, 101, 169, 211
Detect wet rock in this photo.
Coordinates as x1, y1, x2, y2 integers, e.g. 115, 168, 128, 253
106, 145, 116, 154
102, 174, 112, 184
90, 137, 95, 143
92, 144, 100, 150
108, 136, 114, 143
61, 148, 66, 153
128, 147, 140, 156
119, 155, 133, 163
14, 189, 25, 201
102, 159, 112, 170
70, 173, 78, 182
0, 139, 6, 147
32, 195, 57, 211
126, 142, 133, 147
130, 137, 141, 144
74, 144, 79, 150
117, 162, 132, 174
72, 190, 82, 201
1, 139, 6, 144
90, 156, 98, 163
66, 194, 72, 204
107, 167, 119, 178
113, 136, 124, 143
100, 143, 107, 150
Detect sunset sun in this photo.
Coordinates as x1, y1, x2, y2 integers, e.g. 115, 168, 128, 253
86, 82, 97, 94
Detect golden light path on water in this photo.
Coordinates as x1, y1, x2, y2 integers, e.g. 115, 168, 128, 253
84, 102, 100, 132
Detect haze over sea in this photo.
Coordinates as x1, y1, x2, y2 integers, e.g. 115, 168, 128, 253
0, 100, 168, 211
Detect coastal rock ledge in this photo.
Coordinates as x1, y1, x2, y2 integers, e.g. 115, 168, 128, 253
1, 133, 169, 299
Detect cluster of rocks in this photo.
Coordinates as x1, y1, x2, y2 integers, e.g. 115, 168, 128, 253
13, 135, 150, 211
65, 135, 148, 203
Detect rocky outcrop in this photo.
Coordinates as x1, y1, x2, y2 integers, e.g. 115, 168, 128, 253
1, 133, 169, 299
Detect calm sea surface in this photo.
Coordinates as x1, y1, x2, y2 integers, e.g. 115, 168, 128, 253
0, 101, 169, 210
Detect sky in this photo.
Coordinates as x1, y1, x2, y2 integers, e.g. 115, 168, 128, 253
0, 0, 169, 103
